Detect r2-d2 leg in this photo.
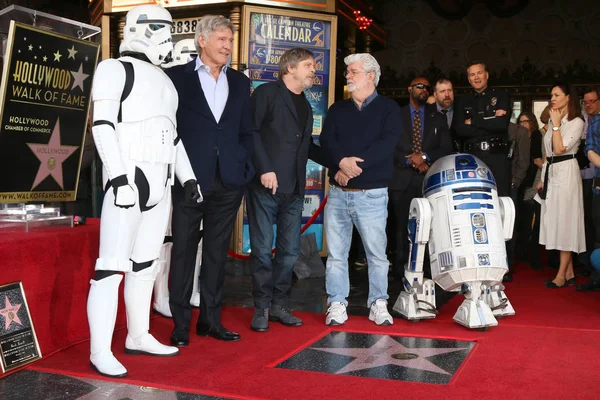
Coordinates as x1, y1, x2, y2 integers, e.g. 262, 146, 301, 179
482, 283, 515, 317
393, 198, 438, 320
453, 282, 498, 329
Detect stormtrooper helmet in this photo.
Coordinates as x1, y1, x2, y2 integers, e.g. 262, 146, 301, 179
119, 4, 174, 65
162, 38, 198, 68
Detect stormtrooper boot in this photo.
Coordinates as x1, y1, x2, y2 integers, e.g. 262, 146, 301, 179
152, 242, 172, 317
124, 261, 179, 356
88, 274, 127, 378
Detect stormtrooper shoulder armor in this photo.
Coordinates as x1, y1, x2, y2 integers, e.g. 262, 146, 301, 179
92, 59, 128, 103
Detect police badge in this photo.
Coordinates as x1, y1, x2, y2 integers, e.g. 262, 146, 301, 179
490, 97, 497, 106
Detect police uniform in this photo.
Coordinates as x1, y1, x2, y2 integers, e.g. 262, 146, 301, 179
454, 87, 512, 196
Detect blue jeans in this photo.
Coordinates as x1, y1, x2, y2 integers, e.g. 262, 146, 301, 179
325, 186, 389, 307
246, 187, 303, 309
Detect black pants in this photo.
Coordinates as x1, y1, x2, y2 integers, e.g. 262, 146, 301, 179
468, 150, 512, 197
592, 192, 600, 250
581, 179, 595, 267
519, 198, 542, 268
169, 172, 244, 331
390, 175, 424, 277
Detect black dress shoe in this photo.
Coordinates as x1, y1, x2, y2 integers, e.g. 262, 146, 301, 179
170, 336, 189, 347
170, 329, 189, 347
545, 281, 565, 289
566, 277, 576, 286
196, 323, 241, 342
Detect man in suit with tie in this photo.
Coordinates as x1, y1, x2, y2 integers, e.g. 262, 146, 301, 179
166, 15, 255, 345
433, 78, 459, 152
389, 77, 453, 279
247, 48, 327, 332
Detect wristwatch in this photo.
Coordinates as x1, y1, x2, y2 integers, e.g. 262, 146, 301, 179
552, 126, 560, 131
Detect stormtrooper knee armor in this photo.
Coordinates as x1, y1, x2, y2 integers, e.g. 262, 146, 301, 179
86, 4, 202, 378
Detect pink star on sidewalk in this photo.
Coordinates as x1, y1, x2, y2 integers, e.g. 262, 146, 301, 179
27, 118, 79, 189
0, 296, 23, 330
312, 335, 468, 375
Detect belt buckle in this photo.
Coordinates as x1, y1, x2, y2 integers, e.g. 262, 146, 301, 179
480, 141, 489, 151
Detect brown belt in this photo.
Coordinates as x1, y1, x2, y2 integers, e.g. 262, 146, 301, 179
333, 185, 362, 192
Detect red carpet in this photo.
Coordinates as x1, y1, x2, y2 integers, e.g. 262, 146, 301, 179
28, 266, 600, 399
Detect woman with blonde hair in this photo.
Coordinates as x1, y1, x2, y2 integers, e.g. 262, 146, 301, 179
537, 83, 586, 288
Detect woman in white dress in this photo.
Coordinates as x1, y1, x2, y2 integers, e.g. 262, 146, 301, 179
537, 83, 586, 288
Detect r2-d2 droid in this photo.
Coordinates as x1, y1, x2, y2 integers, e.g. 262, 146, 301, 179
393, 154, 516, 329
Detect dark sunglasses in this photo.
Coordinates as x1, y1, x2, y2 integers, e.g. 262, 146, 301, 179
411, 83, 431, 92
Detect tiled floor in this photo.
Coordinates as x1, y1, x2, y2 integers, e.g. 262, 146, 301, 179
1, 257, 455, 399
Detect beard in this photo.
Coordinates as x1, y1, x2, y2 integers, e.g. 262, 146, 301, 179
347, 81, 363, 92
302, 78, 314, 90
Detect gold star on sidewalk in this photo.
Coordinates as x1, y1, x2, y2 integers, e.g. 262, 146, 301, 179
67, 45, 78, 59
53, 50, 62, 62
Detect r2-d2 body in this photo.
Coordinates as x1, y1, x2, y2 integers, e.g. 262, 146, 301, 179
393, 154, 516, 329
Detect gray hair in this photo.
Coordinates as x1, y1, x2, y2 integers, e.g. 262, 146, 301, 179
279, 48, 314, 77
194, 15, 236, 54
344, 53, 381, 87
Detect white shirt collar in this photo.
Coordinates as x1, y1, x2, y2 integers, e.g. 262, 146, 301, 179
195, 56, 228, 73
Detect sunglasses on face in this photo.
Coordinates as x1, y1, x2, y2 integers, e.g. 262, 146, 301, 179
411, 83, 431, 92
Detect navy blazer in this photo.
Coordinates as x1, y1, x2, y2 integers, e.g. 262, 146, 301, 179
389, 103, 452, 191
166, 61, 255, 192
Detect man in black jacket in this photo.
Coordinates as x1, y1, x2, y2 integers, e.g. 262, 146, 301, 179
247, 48, 327, 332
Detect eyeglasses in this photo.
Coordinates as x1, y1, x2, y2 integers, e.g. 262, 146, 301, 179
519, 119, 531, 124
583, 99, 599, 106
411, 83, 431, 92
345, 69, 367, 77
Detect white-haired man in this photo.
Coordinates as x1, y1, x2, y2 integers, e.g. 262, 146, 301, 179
319, 53, 402, 326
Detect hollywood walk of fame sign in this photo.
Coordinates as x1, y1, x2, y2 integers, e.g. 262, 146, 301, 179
0, 22, 100, 203
0, 281, 41, 373
276, 331, 476, 384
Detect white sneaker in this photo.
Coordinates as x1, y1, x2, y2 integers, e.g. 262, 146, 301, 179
369, 299, 393, 326
326, 302, 348, 326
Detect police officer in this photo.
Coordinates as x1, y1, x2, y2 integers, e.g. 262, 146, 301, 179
455, 61, 512, 196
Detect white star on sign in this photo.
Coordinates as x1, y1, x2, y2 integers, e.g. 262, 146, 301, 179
43, 56, 47, 62
70, 63, 89, 92
311, 335, 468, 375
67, 45, 78, 59
28, 44, 32, 51
53, 50, 62, 62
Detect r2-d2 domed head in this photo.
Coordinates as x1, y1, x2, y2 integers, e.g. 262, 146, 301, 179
119, 4, 174, 66
162, 39, 198, 68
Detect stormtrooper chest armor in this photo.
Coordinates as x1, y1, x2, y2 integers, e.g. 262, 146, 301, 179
117, 57, 179, 165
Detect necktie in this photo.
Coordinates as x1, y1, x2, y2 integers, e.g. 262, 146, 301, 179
412, 110, 422, 153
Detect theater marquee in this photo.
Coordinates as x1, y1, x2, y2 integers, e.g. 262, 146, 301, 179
0, 22, 100, 203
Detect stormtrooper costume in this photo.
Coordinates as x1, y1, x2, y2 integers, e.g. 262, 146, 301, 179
87, 5, 202, 378
153, 38, 203, 318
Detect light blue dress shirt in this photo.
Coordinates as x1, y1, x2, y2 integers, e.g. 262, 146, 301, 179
195, 56, 228, 123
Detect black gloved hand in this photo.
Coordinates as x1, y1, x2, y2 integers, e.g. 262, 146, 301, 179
183, 179, 202, 204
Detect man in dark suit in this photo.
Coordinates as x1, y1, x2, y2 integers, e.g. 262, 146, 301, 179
166, 15, 255, 345
433, 78, 459, 152
389, 77, 452, 279
247, 48, 326, 332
